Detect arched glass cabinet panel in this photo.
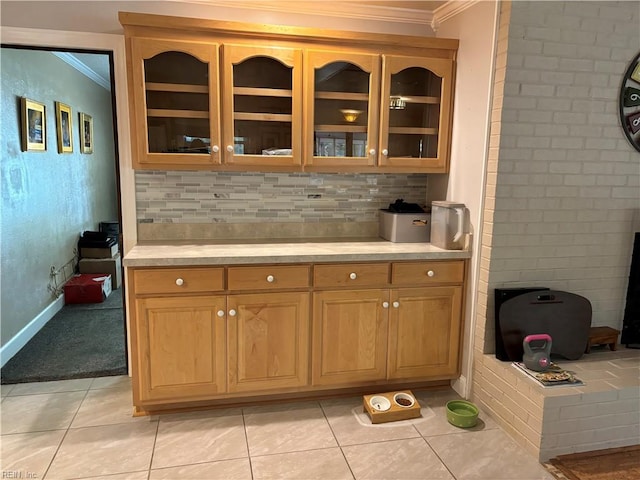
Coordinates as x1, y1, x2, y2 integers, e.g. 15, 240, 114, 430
379, 55, 453, 171
130, 38, 221, 168
305, 51, 380, 169
222, 45, 302, 168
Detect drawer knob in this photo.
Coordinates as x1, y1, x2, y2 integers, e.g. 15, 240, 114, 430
349, 272, 357, 280
382, 301, 389, 308
369, 148, 376, 156
217, 310, 225, 317
226, 145, 234, 153
175, 278, 184, 286
392, 301, 400, 308
266, 275, 275, 283
212, 145, 220, 153
382, 148, 388, 156
229, 309, 237, 317
427, 270, 435, 277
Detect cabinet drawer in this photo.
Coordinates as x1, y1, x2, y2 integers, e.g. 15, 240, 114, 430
391, 261, 464, 285
132, 268, 224, 295
227, 265, 310, 290
314, 263, 390, 288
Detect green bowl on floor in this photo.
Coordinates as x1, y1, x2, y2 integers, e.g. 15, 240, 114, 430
446, 400, 479, 428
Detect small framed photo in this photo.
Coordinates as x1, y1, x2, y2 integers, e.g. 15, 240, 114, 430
21, 97, 46, 151
79, 112, 93, 154
55, 102, 73, 153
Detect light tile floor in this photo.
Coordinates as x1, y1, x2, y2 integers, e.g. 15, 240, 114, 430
1, 376, 554, 480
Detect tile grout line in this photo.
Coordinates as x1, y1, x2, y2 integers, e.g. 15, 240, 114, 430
420, 434, 459, 480
319, 400, 356, 480
41, 385, 91, 480
146, 418, 161, 480
241, 407, 255, 480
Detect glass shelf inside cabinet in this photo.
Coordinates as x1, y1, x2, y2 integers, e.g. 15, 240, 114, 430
314, 61, 369, 158
232, 57, 293, 156
388, 66, 441, 159
144, 51, 211, 154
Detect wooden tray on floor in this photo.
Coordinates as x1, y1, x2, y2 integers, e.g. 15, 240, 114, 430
363, 390, 421, 424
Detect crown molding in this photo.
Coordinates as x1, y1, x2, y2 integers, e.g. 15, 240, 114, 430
52, 51, 111, 91
431, 0, 479, 31
176, 0, 434, 26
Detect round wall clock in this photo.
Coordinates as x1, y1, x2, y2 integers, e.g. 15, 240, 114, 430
619, 51, 640, 152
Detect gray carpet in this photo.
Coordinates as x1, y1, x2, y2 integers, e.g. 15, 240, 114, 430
1, 289, 127, 384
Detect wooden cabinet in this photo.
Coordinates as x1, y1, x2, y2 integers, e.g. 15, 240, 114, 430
121, 13, 458, 173
221, 45, 303, 168
311, 260, 464, 386
129, 38, 222, 169
387, 286, 463, 379
228, 292, 310, 392
304, 50, 380, 169
128, 258, 465, 412
379, 55, 454, 172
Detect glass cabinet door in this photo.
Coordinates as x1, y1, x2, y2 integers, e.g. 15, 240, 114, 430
222, 45, 302, 168
304, 51, 380, 168
379, 55, 453, 171
130, 38, 221, 167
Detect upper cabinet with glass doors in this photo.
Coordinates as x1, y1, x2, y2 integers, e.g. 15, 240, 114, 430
129, 38, 221, 169
221, 45, 302, 169
304, 51, 380, 169
379, 55, 454, 171
121, 12, 458, 173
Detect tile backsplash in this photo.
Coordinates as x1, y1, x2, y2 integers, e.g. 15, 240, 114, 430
135, 171, 428, 225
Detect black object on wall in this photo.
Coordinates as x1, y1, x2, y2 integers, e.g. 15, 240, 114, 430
494, 287, 549, 360
621, 232, 640, 348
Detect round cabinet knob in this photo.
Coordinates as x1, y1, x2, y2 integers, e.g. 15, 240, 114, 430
382, 149, 389, 156
217, 310, 225, 317
382, 301, 389, 308
369, 148, 376, 156
211, 145, 220, 153
392, 301, 400, 308
427, 270, 435, 277
229, 309, 237, 317
266, 275, 275, 283
175, 278, 184, 286
226, 145, 234, 153
349, 272, 357, 280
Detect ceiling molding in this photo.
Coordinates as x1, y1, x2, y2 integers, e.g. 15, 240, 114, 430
52, 51, 111, 91
431, 0, 479, 31
178, 0, 435, 26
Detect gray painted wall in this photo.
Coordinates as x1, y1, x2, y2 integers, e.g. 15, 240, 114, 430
1, 48, 118, 347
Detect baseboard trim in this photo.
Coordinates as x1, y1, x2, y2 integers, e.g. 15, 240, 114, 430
451, 375, 467, 398
1, 295, 65, 367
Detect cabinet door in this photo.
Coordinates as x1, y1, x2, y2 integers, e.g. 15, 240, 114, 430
134, 295, 226, 403
304, 50, 380, 169
379, 55, 454, 172
388, 286, 462, 379
130, 38, 221, 168
227, 292, 309, 392
312, 289, 389, 385
221, 45, 302, 168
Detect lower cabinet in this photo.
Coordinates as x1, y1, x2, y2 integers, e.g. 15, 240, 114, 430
312, 289, 389, 386
227, 292, 310, 393
387, 286, 463, 379
128, 259, 465, 410
134, 295, 227, 403
312, 286, 463, 386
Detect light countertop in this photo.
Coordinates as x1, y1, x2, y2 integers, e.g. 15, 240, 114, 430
123, 240, 471, 267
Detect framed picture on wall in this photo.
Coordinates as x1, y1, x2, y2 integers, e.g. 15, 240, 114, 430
55, 101, 73, 153
20, 97, 46, 151
79, 112, 93, 154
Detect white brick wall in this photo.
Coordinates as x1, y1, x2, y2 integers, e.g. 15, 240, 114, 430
487, 0, 639, 331
472, 0, 640, 462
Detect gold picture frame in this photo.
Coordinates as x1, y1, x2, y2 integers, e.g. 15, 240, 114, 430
55, 101, 73, 153
21, 97, 46, 151
79, 112, 93, 154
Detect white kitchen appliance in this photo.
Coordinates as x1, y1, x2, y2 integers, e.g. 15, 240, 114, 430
430, 201, 466, 250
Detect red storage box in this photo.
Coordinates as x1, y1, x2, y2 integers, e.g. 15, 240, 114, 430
64, 274, 112, 304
